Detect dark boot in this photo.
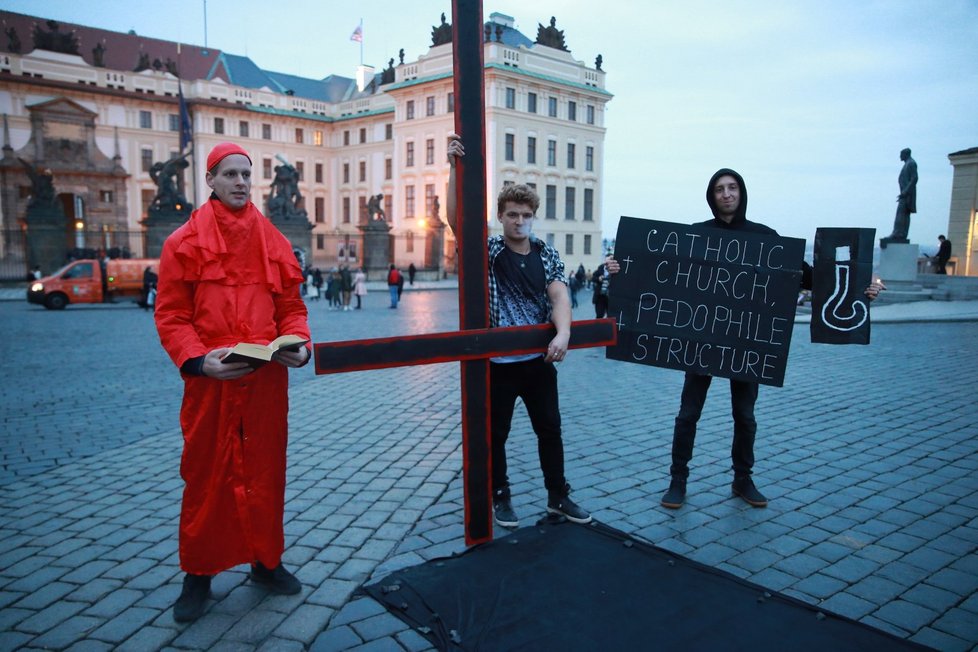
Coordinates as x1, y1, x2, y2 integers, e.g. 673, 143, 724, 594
732, 475, 768, 507
249, 561, 301, 595
661, 478, 687, 509
173, 573, 211, 623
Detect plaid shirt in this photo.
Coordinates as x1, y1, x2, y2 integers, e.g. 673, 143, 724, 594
487, 235, 566, 328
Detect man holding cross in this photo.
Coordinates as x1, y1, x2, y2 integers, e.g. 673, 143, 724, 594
155, 142, 311, 622
447, 134, 591, 528
607, 167, 884, 510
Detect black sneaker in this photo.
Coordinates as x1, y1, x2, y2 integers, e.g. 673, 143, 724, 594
661, 478, 686, 509
732, 476, 768, 508
546, 484, 592, 524
173, 573, 211, 623
493, 497, 520, 528
249, 561, 301, 595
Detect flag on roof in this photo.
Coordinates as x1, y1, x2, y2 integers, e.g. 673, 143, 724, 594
350, 24, 363, 43
178, 83, 193, 152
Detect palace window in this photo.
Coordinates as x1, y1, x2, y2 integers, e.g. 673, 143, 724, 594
405, 185, 415, 218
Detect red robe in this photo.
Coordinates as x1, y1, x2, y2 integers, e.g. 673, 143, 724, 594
155, 198, 309, 575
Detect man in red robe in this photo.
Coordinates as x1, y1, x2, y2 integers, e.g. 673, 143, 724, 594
155, 142, 311, 622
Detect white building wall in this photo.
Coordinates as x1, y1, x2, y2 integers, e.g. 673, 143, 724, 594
0, 12, 610, 271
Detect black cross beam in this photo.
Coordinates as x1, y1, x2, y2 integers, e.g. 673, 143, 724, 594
312, 0, 616, 545
314, 321, 616, 374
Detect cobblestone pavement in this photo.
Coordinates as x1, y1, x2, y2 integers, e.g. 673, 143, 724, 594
1, 290, 976, 651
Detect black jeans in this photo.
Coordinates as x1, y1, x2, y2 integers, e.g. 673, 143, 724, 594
669, 373, 758, 480
490, 357, 565, 494
594, 295, 609, 318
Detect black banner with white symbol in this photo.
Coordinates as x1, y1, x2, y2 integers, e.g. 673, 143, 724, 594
811, 227, 875, 345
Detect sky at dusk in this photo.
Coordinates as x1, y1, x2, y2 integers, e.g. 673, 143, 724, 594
10, 0, 978, 249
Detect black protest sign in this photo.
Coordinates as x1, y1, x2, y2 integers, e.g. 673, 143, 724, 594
606, 217, 805, 387
811, 227, 875, 345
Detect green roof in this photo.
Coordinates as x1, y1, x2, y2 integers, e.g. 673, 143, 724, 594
486, 63, 613, 97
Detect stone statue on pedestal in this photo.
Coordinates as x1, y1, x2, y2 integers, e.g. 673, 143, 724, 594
431, 195, 442, 224
535, 17, 569, 51
431, 13, 452, 46
880, 147, 917, 248
19, 158, 58, 211
267, 159, 307, 221
149, 153, 192, 212
367, 193, 386, 221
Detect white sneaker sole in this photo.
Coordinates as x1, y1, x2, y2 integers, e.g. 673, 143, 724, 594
546, 506, 592, 524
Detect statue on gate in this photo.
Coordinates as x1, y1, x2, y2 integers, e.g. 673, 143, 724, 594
267, 156, 307, 221
367, 193, 386, 221
149, 152, 192, 212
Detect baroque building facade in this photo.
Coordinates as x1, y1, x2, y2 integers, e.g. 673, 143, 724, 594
0, 10, 611, 279
946, 146, 978, 276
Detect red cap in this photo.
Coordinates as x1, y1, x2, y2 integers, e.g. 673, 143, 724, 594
206, 142, 252, 171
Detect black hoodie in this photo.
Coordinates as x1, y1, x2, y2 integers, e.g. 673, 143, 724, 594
698, 167, 811, 288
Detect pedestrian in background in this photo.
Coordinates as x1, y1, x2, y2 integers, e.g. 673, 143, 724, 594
141, 264, 158, 311
328, 267, 341, 309
934, 235, 952, 274
354, 267, 367, 309
341, 264, 353, 311
311, 268, 323, 301
387, 264, 402, 308
591, 263, 609, 318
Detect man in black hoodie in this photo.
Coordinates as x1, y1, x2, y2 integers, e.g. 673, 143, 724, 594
662, 169, 782, 508
606, 168, 883, 509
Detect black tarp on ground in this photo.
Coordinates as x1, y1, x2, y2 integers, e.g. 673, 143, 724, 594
363, 519, 931, 652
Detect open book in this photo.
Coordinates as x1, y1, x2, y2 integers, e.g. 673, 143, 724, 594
220, 334, 309, 367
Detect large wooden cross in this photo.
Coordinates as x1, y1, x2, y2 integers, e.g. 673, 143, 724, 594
313, 0, 616, 545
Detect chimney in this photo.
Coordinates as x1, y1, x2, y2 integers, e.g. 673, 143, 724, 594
356, 65, 375, 92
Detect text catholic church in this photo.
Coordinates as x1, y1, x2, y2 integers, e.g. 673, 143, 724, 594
0, 10, 612, 280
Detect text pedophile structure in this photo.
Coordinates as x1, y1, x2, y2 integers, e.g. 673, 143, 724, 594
606, 217, 805, 387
